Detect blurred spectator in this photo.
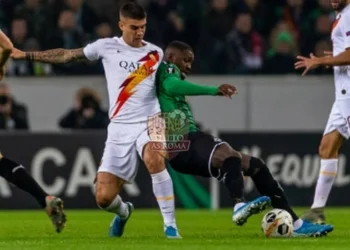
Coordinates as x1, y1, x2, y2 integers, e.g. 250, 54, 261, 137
0, 82, 29, 130
274, 0, 306, 41
0, 0, 338, 75
301, 14, 332, 55
51, 10, 86, 49
199, 0, 235, 74
10, 18, 29, 50
95, 22, 113, 39
262, 31, 296, 74
46, 10, 90, 75
6, 38, 53, 76
14, 0, 49, 45
6, 18, 42, 76
236, 0, 270, 37
64, 0, 101, 37
59, 87, 109, 129
310, 39, 333, 75
225, 12, 263, 74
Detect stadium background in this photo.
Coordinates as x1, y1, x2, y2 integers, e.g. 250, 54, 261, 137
0, 0, 348, 210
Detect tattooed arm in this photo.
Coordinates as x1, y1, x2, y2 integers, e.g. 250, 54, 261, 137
11, 48, 88, 64
0, 30, 13, 68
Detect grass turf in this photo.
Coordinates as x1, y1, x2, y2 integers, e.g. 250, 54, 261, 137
0, 208, 348, 250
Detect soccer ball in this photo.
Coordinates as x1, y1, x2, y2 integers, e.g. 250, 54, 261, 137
261, 209, 294, 238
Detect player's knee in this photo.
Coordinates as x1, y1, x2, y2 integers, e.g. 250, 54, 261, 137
143, 146, 165, 174
212, 144, 240, 168
244, 157, 265, 176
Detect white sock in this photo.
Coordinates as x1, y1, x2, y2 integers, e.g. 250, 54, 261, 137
151, 169, 176, 227
293, 219, 303, 230
233, 202, 246, 212
104, 195, 129, 219
311, 159, 338, 209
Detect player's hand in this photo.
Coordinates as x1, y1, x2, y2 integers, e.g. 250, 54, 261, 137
295, 53, 321, 76
218, 84, 238, 99
10, 48, 26, 60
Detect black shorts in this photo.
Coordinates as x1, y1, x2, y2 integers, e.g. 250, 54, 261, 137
168, 131, 226, 180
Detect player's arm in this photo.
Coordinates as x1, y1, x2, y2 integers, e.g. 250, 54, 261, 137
314, 49, 350, 66
163, 76, 237, 98
11, 48, 87, 64
295, 14, 350, 75
11, 38, 106, 64
163, 76, 219, 96
0, 30, 14, 68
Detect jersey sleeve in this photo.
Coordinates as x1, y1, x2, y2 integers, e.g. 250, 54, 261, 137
83, 39, 106, 61
340, 13, 350, 49
161, 64, 218, 96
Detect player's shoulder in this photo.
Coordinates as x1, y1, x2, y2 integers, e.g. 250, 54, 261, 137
144, 40, 163, 53
144, 40, 162, 50
342, 6, 350, 19
86, 37, 119, 48
160, 62, 180, 75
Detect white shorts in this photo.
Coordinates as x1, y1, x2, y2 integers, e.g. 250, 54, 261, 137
324, 99, 350, 139
97, 122, 151, 183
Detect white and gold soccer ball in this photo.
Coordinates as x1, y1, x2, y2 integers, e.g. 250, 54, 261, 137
261, 209, 294, 238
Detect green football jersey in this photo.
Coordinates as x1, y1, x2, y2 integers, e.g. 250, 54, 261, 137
156, 61, 218, 133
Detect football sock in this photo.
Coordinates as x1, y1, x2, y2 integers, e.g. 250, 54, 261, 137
103, 195, 129, 219
248, 157, 299, 222
222, 156, 245, 206
151, 169, 176, 227
0, 157, 48, 208
311, 159, 338, 209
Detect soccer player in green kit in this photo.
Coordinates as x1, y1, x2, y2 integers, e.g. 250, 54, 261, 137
0, 29, 66, 233
155, 41, 334, 237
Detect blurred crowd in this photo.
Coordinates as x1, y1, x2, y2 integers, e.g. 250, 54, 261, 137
0, 0, 335, 75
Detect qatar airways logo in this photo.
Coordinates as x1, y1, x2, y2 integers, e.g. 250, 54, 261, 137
119, 61, 154, 75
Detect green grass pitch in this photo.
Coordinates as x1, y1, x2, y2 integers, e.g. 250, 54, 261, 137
0, 208, 349, 250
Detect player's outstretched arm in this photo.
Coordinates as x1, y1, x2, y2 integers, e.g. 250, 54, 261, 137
163, 77, 237, 98
295, 50, 350, 76
11, 48, 87, 64
0, 31, 14, 68
163, 77, 219, 96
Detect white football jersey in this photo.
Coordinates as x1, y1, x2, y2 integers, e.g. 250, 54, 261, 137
83, 37, 163, 123
332, 5, 350, 100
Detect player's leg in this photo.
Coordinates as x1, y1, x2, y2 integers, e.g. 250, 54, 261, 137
302, 101, 347, 224
243, 154, 333, 237
95, 172, 133, 237
97, 123, 141, 237
139, 140, 180, 239
210, 143, 271, 225
0, 152, 66, 232
169, 131, 270, 225
302, 131, 343, 223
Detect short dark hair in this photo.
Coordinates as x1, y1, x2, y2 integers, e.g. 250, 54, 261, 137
166, 41, 193, 52
120, 1, 146, 20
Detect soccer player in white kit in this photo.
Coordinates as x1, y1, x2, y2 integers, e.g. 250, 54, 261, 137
295, 0, 350, 224
11, 2, 181, 238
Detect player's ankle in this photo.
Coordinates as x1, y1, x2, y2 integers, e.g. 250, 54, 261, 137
164, 223, 177, 229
